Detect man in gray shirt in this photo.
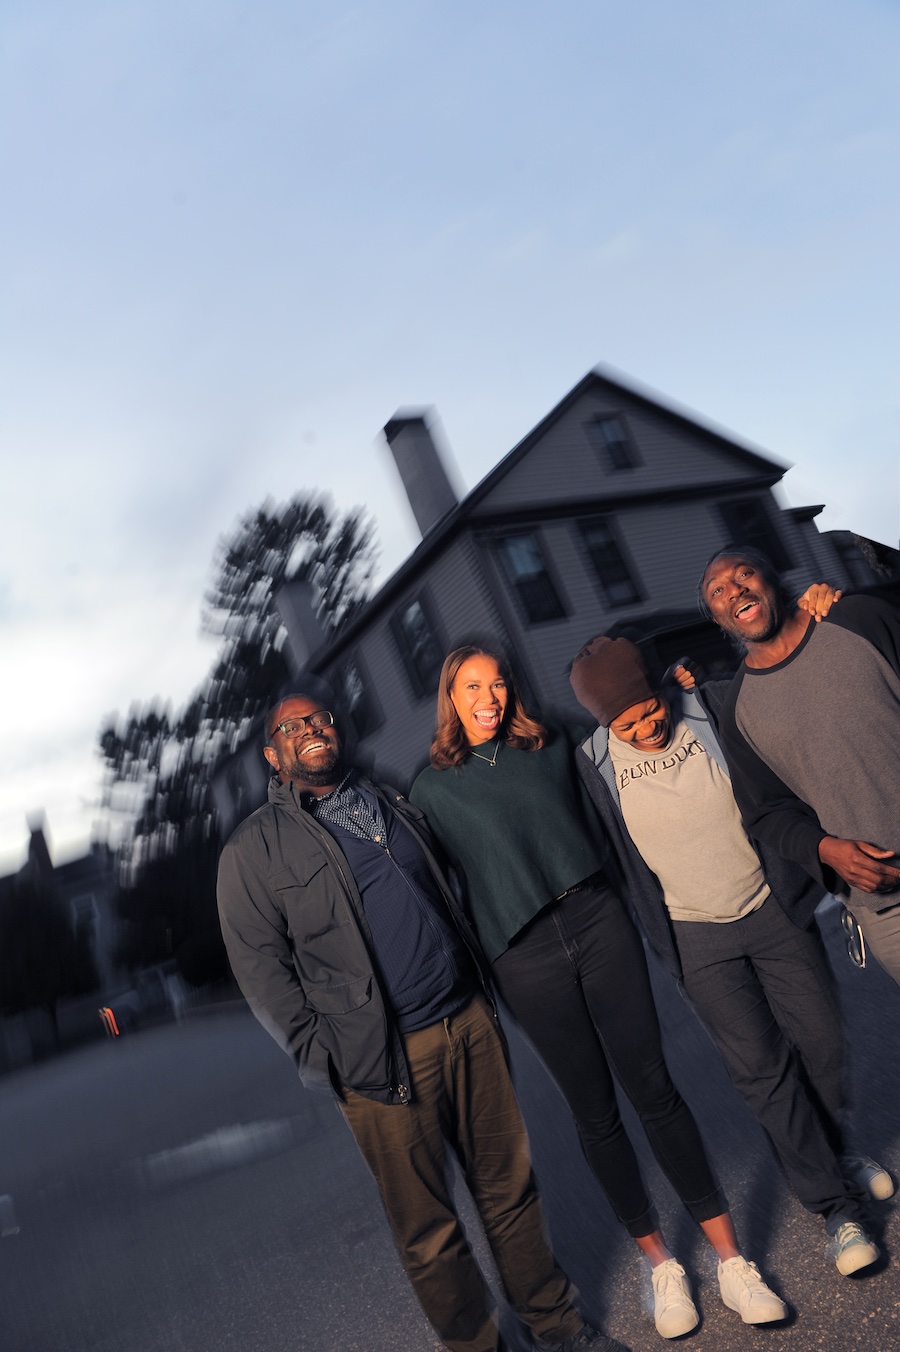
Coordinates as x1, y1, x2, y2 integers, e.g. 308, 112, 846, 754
570, 633, 888, 1291
699, 548, 900, 984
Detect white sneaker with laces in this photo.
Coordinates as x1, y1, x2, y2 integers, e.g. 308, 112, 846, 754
650, 1259, 699, 1339
717, 1256, 787, 1324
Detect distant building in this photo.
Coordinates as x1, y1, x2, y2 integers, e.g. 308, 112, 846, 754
0, 821, 120, 988
212, 366, 896, 838
0, 821, 121, 1068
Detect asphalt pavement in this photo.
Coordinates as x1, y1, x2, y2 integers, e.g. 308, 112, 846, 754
1, 899, 898, 1352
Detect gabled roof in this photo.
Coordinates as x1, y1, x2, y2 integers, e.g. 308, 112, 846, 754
455, 366, 786, 514
309, 366, 789, 668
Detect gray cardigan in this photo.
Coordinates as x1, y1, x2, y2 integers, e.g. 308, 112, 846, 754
575, 684, 825, 979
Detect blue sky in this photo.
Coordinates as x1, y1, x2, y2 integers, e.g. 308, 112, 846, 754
1, 0, 897, 870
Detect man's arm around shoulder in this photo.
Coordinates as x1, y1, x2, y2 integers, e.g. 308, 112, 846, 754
824, 590, 900, 673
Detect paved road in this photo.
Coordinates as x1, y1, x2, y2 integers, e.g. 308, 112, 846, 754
1, 901, 898, 1352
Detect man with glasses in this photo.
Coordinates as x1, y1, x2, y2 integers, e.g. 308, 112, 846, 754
217, 693, 624, 1352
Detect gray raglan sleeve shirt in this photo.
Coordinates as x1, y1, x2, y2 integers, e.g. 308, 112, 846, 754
717, 593, 900, 900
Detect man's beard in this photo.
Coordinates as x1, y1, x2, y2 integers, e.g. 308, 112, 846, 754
287, 745, 343, 788
724, 592, 786, 647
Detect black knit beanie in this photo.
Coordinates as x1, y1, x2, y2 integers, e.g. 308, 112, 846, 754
569, 635, 654, 727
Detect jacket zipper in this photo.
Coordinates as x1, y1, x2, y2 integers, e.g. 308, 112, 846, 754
297, 805, 412, 1104
386, 790, 500, 1024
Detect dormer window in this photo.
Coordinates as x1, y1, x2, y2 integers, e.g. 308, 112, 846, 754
585, 414, 639, 470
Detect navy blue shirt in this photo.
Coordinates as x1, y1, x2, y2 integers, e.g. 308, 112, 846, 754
311, 779, 475, 1032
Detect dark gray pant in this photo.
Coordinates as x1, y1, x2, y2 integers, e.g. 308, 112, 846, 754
339, 996, 583, 1352
673, 897, 867, 1232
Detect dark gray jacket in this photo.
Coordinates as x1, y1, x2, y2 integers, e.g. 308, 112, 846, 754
217, 773, 493, 1105
575, 684, 825, 979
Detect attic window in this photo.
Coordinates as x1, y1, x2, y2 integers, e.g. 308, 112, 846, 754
585, 415, 639, 471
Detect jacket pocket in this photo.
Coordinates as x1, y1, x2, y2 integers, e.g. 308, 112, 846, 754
270, 863, 352, 945
268, 856, 327, 889
304, 974, 373, 1015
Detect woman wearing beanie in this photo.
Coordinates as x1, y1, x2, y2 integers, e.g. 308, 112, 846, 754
410, 645, 786, 1340
568, 633, 889, 1290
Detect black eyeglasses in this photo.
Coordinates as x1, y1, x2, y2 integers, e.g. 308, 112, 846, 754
840, 905, 867, 970
272, 710, 334, 738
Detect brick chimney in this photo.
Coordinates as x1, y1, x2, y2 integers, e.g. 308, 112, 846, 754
382, 411, 459, 537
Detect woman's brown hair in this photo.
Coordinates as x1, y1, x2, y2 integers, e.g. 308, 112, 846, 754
429, 645, 546, 769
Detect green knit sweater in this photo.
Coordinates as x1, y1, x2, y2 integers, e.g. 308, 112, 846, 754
410, 726, 609, 961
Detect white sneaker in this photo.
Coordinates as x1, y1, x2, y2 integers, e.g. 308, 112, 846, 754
717, 1256, 787, 1324
650, 1259, 699, 1338
840, 1154, 895, 1201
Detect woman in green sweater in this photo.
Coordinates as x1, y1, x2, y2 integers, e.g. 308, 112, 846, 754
410, 646, 786, 1340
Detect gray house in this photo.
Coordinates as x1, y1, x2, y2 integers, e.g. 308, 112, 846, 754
212, 366, 884, 838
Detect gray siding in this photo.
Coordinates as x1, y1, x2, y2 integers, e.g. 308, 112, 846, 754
471, 388, 769, 516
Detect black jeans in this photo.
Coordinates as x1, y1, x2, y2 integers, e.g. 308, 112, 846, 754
492, 881, 726, 1238
674, 897, 868, 1232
